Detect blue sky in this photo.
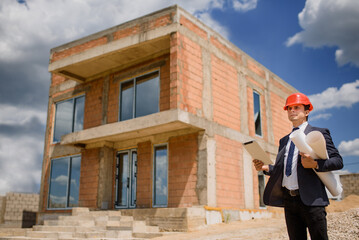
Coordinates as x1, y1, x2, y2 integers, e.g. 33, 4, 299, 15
0, 0, 358, 194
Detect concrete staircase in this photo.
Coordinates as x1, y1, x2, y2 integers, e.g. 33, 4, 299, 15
0, 208, 163, 240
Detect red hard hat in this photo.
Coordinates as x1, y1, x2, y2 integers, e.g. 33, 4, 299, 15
284, 93, 313, 111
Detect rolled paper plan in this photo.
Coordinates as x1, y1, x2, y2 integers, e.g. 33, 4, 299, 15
290, 129, 342, 197
306, 131, 329, 160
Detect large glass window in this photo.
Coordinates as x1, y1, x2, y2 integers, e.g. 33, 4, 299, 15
48, 155, 81, 209
153, 145, 168, 207
53, 95, 85, 142
120, 71, 159, 121
253, 91, 262, 136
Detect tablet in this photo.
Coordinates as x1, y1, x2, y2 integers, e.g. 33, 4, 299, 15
243, 140, 273, 165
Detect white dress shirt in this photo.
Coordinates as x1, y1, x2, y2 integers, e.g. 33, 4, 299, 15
282, 122, 308, 190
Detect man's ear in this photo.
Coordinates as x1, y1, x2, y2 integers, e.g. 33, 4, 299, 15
305, 110, 310, 116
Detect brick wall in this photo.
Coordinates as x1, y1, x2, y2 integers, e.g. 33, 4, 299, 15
160, 58, 171, 112
79, 148, 100, 208
136, 141, 152, 208
83, 78, 104, 129
0, 196, 5, 224
107, 75, 119, 124
340, 173, 359, 197
270, 92, 292, 144
168, 133, 199, 207
211, 55, 240, 131
215, 135, 244, 208
0, 192, 39, 228
177, 34, 203, 115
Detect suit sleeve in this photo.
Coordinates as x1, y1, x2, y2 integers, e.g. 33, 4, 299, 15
315, 128, 343, 172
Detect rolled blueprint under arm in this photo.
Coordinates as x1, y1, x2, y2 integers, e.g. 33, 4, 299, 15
290, 130, 342, 197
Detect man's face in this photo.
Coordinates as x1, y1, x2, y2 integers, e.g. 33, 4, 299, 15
286, 104, 309, 123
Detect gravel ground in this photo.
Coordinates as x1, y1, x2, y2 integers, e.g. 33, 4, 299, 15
327, 208, 359, 240
154, 208, 359, 240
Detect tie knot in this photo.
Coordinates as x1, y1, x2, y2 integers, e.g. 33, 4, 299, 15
292, 127, 299, 132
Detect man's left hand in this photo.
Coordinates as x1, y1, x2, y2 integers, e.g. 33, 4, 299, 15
300, 152, 318, 169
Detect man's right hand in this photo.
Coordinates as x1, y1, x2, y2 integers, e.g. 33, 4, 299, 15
253, 159, 269, 172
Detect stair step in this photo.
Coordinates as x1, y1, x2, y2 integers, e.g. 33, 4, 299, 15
71, 207, 89, 216
133, 221, 160, 233
0, 237, 58, 240
132, 232, 163, 239
26, 231, 59, 238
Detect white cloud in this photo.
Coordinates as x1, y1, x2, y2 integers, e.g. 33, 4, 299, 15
338, 138, 359, 156
53, 175, 68, 186
308, 80, 359, 112
286, 0, 359, 67
0, 0, 229, 63
0, 135, 43, 195
309, 113, 332, 121
0, 104, 47, 125
196, 12, 230, 39
232, 0, 258, 12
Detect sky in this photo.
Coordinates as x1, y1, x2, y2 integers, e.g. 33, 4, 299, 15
0, 0, 358, 195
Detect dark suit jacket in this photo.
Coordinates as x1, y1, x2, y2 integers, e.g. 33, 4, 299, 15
263, 124, 343, 207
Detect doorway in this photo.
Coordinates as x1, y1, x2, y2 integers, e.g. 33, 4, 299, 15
115, 149, 137, 208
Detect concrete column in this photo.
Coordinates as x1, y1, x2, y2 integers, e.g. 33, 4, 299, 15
97, 145, 114, 209
102, 76, 110, 125
243, 149, 254, 209
201, 46, 213, 121
207, 137, 216, 207
196, 132, 207, 205
265, 78, 275, 144
238, 71, 249, 135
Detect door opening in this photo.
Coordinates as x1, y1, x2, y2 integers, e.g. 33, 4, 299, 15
115, 149, 137, 208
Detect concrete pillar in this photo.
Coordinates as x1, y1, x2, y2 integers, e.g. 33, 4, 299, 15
243, 149, 254, 209
207, 137, 217, 207
97, 145, 114, 209
196, 132, 207, 205
202, 46, 213, 121
102, 76, 110, 125
238, 71, 249, 135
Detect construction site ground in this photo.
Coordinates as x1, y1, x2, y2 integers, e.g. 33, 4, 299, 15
0, 195, 358, 240
152, 194, 359, 240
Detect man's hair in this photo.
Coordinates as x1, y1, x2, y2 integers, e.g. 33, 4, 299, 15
304, 105, 310, 121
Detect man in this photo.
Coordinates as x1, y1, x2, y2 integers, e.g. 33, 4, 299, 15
253, 93, 343, 240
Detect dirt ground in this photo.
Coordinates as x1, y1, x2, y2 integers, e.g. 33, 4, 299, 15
153, 195, 359, 240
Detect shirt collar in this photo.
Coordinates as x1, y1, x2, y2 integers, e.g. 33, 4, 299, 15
295, 121, 308, 132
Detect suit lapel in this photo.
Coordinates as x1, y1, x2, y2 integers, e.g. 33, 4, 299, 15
304, 124, 313, 135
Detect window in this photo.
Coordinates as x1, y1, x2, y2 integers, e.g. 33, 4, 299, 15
53, 95, 85, 142
258, 173, 266, 208
48, 155, 81, 209
253, 91, 262, 136
120, 71, 159, 121
153, 145, 168, 207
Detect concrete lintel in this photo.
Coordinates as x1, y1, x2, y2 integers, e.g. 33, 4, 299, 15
61, 108, 279, 156
61, 109, 202, 146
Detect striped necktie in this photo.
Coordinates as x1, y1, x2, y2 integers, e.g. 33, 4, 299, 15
285, 127, 299, 177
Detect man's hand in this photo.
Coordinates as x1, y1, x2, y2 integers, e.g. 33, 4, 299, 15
300, 152, 318, 169
253, 159, 269, 172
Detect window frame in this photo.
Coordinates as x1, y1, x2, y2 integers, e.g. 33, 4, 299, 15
53, 94, 85, 143
47, 154, 81, 210
152, 144, 168, 208
114, 149, 137, 209
253, 90, 263, 137
118, 70, 160, 121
